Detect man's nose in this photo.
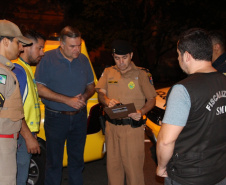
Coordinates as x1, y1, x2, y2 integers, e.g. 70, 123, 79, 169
75, 46, 80, 52
119, 58, 124, 64
40, 49, 45, 56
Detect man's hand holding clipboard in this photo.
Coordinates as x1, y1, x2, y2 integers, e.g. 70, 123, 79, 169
104, 103, 137, 119
104, 102, 142, 121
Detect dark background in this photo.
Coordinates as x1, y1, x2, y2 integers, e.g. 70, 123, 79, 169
1, 0, 226, 82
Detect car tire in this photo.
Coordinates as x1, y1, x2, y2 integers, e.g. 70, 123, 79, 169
27, 141, 46, 185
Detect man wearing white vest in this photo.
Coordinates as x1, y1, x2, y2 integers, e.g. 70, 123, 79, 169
13, 30, 46, 185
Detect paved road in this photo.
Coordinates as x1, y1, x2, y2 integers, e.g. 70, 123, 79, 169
61, 132, 164, 185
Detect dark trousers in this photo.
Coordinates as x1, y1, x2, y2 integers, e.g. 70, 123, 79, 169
44, 108, 87, 185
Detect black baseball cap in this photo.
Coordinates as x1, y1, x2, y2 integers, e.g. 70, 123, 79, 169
112, 40, 133, 55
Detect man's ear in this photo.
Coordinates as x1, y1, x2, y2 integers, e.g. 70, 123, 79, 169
183, 51, 192, 63
60, 41, 65, 50
130, 52, 133, 59
2, 37, 9, 47
213, 43, 220, 52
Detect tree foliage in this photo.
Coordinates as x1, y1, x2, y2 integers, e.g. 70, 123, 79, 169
62, 0, 226, 68
1, 0, 226, 81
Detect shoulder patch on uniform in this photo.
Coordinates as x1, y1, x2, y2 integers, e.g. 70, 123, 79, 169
140, 68, 154, 85
0, 93, 5, 107
0, 74, 7, 85
6, 62, 11, 67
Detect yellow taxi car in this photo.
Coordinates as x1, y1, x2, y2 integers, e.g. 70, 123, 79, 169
25, 39, 106, 185
145, 87, 169, 163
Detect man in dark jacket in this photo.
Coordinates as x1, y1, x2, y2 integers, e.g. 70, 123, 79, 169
209, 30, 226, 75
156, 28, 226, 185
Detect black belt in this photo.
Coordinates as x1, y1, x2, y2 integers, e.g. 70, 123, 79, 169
109, 118, 132, 125
46, 107, 80, 115
106, 115, 145, 128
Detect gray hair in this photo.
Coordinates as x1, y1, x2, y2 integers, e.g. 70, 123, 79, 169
60, 26, 81, 43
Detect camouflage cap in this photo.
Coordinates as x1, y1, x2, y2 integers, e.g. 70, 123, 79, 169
0, 19, 32, 45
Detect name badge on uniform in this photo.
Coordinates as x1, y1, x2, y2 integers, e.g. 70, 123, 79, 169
108, 81, 118, 84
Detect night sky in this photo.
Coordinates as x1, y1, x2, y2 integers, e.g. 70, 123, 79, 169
1, 0, 225, 82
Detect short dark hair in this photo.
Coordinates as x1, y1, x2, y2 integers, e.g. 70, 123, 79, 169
23, 30, 46, 43
60, 26, 81, 43
178, 28, 212, 61
0, 36, 14, 42
208, 30, 225, 51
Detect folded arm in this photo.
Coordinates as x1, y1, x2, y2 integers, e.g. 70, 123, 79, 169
37, 83, 91, 109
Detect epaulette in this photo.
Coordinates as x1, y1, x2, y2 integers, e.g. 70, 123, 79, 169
140, 67, 150, 74
139, 67, 154, 85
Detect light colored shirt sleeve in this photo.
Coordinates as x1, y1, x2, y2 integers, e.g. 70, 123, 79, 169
162, 84, 191, 126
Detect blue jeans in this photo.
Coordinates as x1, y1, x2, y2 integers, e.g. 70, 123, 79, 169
44, 108, 87, 185
16, 133, 32, 185
165, 177, 226, 185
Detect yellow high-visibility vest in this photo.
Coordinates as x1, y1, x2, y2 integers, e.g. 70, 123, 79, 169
14, 58, 40, 132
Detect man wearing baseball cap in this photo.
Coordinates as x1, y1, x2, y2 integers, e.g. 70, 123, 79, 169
96, 40, 157, 185
0, 19, 31, 185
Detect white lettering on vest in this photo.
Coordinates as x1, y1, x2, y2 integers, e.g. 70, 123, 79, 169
216, 105, 226, 115
206, 90, 226, 111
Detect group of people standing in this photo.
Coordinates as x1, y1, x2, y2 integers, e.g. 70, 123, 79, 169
0, 18, 225, 185
0, 19, 46, 185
